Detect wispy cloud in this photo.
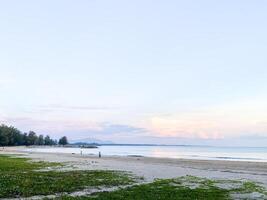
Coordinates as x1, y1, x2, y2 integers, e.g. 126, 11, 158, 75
1, 116, 102, 134
143, 98, 267, 139
37, 104, 117, 112
96, 123, 145, 135
0, 116, 146, 139
2, 97, 267, 143
0, 77, 16, 88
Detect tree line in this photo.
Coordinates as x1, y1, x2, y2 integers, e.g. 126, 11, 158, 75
0, 124, 68, 146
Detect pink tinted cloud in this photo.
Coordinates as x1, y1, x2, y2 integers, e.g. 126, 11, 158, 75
145, 117, 224, 139
143, 99, 267, 139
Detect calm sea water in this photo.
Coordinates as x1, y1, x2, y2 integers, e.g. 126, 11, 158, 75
25, 145, 267, 162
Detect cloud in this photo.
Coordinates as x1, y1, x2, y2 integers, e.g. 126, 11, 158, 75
59, 123, 146, 138
37, 104, 116, 112
0, 116, 145, 140
143, 98, 267, 139
96, 123, 145, 135
2, 97, 267, 144
0, 78, 16, 88
1, 117, 102, 134
239, 134, 267, 140
146, 116, 223, 139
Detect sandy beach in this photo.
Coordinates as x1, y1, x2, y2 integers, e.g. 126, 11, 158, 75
1, 146, 267, 188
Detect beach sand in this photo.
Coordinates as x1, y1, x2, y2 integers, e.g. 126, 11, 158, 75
1, 146, 267, 187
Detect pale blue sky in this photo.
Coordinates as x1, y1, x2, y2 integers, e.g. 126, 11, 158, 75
1, 1, 267, 146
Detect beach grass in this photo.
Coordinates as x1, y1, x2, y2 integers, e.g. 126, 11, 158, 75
0, 154, 60, 172
58, 176, 267, 200
0, 154, 266, 199
0, 155, 135, 198
58, 178, 227, 200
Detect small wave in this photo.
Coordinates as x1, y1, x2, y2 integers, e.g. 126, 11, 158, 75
190, 155, 201, 157
127, 155, 144, 158
214, 156, 263, 161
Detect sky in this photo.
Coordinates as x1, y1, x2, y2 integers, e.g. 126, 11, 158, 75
1, 0, 267, 146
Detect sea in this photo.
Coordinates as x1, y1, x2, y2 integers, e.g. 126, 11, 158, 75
25, 145, 267, 162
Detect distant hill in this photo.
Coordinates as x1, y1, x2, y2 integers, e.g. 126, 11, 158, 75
70, 138, 114, 145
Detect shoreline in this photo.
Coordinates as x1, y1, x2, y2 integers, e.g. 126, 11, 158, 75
3, 145, 267, 165
1, 146, 267, 187
4, 145, 267, 163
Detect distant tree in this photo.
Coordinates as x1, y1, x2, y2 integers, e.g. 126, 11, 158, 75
0, 125, 9, 146
27, 131, 38, 145
0, 124, 22, 146
13, 130, 24, 145
0, 124, 60, 146
6, 126, 15, 146
44, 135, 51, 145
23, 133, 29, 146
37, 135, 45, 145
58, 136, 68, 146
